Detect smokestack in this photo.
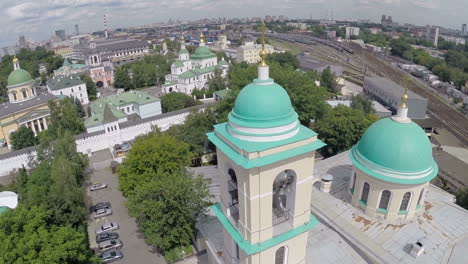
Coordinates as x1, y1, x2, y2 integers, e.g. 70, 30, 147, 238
104, 14, 109, 39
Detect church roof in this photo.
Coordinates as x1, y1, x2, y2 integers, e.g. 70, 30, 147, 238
173, 60, 184, 68
350, 117, 438, 184
103, 103, 118, 123
7, 69, 33, 88
190, 46, 216, 60
179, 48, 189, 54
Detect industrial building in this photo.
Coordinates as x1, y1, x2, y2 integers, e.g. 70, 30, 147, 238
364, 77, 428, 119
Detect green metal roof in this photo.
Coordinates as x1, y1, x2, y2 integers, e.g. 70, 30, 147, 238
207, 124, 325, 169
218, 59, 229, 66
214, 89, 229, 99
7, 69, 33, 88
350, 117, 438, 184
190, 46, 216, 60
0, 207, 9, 215
179, 71, 196, 80
63, 58, 71, 66
173, 60, 184, 68
47, 76, 85, 91
229, 78, 298, 128
192, 66, 215, 74
179, 48, 189, 54
211, 203, 320, 255
85, 90, 160, 127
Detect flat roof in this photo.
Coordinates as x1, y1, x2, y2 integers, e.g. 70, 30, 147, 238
364, 76, 426, 101
47, 76, 84, 91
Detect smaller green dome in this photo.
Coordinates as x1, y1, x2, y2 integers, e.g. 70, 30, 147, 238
7, 69, 33, 88
179, 48, 189, 54
229, 79, 298, 128
191, 46, 216, 60
350, 117, 438, 184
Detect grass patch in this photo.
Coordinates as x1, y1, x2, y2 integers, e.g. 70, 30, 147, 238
164, 245, 194, 263
267, 38, 301, 55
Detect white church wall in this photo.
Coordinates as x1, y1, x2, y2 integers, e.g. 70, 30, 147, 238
0, 104, 213, 177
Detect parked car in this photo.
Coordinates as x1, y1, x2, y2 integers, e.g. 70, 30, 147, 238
96, 232, 119, 243
89, 183, 108, 191
90, 202, 111, 213
96, 222, 119, 234
98, 239, 123, 252
100, 250, 123, 263
93, 208, 112, 219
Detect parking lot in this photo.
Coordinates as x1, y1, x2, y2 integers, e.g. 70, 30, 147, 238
87, 150, 166, 264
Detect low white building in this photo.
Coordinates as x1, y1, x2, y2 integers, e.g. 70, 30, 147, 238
236, 41, 275, 64
84, 90, 161, 133
47, 75, 89, 104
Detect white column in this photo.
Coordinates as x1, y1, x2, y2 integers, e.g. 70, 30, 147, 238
42, 117, 48, 130
37, 119, 42, 132
30, 120, 37, 136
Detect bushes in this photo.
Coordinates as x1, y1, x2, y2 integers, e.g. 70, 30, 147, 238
164, 245, 194, 263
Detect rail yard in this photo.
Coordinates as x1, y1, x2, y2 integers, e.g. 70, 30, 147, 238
267, 33, 468, 147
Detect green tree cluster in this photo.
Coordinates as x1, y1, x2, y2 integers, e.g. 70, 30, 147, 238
0, 131, 97, 263
160, 92, 201, 113
314, 105, 379, 157
118, 131, 211, 252
266, 51, 300, 69
42, 97, 85, 141
10, 126, 38, 150
351, 94, 375, 115
79, 74, 97, 100
114, 54, 173, 89
320, 67, 339, 93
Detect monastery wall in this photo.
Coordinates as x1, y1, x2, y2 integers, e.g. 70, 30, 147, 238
0, 103, 215, 177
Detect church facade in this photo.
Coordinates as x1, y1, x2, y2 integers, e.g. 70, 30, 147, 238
0, 58, 55, 148
162, 34, 229, 95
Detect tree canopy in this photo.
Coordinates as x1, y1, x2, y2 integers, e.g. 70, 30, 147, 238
351, 94, 375, 115
79, 74, 97, 100
10, 126, 38, 150
160, 92, 201, 113
118, 132, 192, 196
314, 105, 378, 157
42, 97, 85, 142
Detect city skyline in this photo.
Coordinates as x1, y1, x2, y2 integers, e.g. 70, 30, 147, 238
0, 0, 467, 47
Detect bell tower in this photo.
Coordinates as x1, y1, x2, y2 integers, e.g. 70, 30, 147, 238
206, 23, 325, 264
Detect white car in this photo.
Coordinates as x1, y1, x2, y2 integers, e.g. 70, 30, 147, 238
93, 208, 112, 219
89, 183, 108, 191
96, 222, 119, 234
98, 239, 123, 252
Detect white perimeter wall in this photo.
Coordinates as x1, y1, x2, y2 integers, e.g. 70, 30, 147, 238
0, 104, 207, 177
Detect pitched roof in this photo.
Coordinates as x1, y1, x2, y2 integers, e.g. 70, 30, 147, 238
47, 76, 85, 91
103, 103, 118, 123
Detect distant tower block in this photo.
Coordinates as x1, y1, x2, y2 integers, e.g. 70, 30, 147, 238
75, 24, 79, 35
104, 14, 109, 39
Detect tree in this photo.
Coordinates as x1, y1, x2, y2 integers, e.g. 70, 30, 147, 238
118, 132, 192, 196
351, 94, 375, 114
127, 171, 211, 252
0, 206, 99, 264
166, 108, 217, 156
10, 126, 37, 150
79, 74, 97, 100
160, 92, 200, 113
74, 97, 85, 117
267, 52, 300, 69
207, 69, 226, 93
320, 67, 338, 93
114, 67, 132, 90
314, 105, 378, 157
43, 97, 85, 141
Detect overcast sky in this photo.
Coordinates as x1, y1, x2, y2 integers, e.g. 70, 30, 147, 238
0, 0, 467, 47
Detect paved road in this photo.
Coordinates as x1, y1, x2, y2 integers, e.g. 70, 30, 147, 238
87, 151, 166, 264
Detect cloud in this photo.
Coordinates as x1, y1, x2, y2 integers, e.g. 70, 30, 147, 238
410, 0, 438, 9
5, 2, 40, 21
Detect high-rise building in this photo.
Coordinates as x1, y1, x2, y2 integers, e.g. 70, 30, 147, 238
75, 24, 79, 35
425, 26, 439, 47
462, 24, 467, 36
55, 29, 66, 40
18, 35, 27, 49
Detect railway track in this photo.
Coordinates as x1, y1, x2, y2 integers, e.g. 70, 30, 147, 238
359, 50, 468, 146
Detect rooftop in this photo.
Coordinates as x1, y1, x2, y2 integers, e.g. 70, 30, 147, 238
364, 77, 426, 101
47, 76, 85, 91
0, 90, 56, 119
85, 90, 160, 127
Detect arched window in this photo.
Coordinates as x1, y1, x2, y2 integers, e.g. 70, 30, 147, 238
275, 246, 287, 264
11, 92, 17, 101
378, 190, 391, 210
417, 188, 425, 207
361, 182, 370, 204
21, 89, 27, 99
400, 192, 412, 211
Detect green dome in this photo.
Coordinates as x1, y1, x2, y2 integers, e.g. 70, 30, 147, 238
228, 79, 298, 128
7, 69, 33, 87
191, 46, 216, 60
350, 117, 438, 184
